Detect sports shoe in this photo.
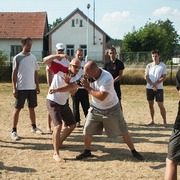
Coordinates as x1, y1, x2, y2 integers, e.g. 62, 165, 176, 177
132, 150, 144, 161
11, 132, 20, 140
76, 151, 92, 160
31, 127, 43, 134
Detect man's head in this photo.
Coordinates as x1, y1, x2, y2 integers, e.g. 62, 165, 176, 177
75, 48, 84, 61
56, 43, 65, 54
21, 37, 32, 53
151, 49, 160, 62
84, 60, 99, 80
69, 58, 81, 75
108, 47, 116, 61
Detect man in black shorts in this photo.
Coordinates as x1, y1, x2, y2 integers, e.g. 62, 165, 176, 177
164, 69, 180, 180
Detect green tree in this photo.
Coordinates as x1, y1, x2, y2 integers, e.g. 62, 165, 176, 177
48, 17, 62, 30
121, 19, 180, 61
0, 50, 8, 66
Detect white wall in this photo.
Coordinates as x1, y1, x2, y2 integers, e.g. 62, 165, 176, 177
51, 13, 104, 61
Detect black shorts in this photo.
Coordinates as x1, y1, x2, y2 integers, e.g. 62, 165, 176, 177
15, 90, 37, 108
46, 99, 76, 126
146, 89, 164, 102
167, 129, 180, 163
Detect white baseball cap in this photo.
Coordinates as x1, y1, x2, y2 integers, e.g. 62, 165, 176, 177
56, 43, 65, 50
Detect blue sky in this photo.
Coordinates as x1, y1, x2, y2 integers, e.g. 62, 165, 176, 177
1, 0, 180, 39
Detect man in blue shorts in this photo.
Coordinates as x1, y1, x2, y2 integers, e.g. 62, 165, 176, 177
164, 69, 180, 180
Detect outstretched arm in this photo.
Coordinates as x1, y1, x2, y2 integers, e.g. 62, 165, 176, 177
49, 82, 79, 94
43, 54, 70, 67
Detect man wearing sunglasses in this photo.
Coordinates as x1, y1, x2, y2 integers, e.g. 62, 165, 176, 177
49, 60, 144, 161
43, 54, 81, 162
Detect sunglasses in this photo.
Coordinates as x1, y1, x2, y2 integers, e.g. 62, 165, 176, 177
70, 64, 81, 69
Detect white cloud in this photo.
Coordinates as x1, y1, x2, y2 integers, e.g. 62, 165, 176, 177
98, 11, 133, 39
153, 6, 172, 17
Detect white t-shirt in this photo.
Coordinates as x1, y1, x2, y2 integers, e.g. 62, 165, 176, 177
13, 52, 39, 90
90, 69, 118, 109
145, 62, 167, 89
46, 61, 79, 105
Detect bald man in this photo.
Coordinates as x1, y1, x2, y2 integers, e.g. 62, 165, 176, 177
50, 60, 144, 161
43, 55, 81, 162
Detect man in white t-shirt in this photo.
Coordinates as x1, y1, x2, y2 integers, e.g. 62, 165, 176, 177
44, 54, 81, 162
49, 60, 144, 161
46, 43, 70, 133
145, 49, 167, 126
11, 37, 43, 141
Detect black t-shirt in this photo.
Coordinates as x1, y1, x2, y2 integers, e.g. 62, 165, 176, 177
103, 59, 124, 86
174, 69, 180, 129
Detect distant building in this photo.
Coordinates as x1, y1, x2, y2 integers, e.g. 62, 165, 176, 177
47, 8, 111, 61
0, 12, 49, 61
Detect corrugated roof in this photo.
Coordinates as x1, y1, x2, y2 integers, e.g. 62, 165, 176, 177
0, 12, 47, 39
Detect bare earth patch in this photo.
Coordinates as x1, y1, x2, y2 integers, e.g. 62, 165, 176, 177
0, 83, 180, 180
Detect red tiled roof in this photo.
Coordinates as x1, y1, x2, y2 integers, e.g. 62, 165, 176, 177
0, 12, 47, 39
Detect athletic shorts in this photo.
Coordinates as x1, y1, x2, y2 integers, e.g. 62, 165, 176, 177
84, 103, 128, 138
146, 89, 164, 102
46, 99, 76, 127
167, 129, 180, 163
14, 90, 37, 108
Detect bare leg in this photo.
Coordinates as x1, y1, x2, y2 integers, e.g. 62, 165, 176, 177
157, 102, 167, 125
84, 134, 93, 150
12, 108, 21, 129
164, 158, 177, 180
47, 113, 52, 132
59, 124, 76, 146
52, 124, 65, 162
28, 108, 36, 125
147, 100, 155, 125
122, 133, 135, 150
119, 100, 123, 113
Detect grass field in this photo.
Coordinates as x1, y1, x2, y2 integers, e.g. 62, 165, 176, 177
0, 83, 180, 180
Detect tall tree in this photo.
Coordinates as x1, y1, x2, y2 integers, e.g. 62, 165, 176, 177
121, 19, 180, 61
48, 17, 62, 30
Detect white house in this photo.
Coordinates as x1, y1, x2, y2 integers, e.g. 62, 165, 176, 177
47, 8, 111, 62
0, 12, 49, 62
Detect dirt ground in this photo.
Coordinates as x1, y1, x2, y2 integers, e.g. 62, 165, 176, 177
0, 83, 180, 180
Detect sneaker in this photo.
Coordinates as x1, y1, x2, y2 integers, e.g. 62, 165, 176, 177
76, 151, 92, 160
11, 132, 20, 140
132, 150, 144, 161
31, 127, 43, 134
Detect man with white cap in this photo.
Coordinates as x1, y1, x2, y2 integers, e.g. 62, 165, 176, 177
46, 43, 70, 133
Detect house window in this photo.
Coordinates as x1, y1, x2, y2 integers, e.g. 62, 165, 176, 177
72, 19, 75, 27
66, 45, 74, 57
11, 45, 22, 57
80, 20, 83, 27
80, 45, 87, 57
76, 19, 78, 24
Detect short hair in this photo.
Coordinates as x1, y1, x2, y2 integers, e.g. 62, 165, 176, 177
21, 37, 32, 45
109, 47, 116, 52
75, 48, 83, 53
151, 49, 159, 55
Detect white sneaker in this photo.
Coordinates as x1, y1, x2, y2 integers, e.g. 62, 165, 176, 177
31, 127, 43, 134
11, 132, 20, 140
